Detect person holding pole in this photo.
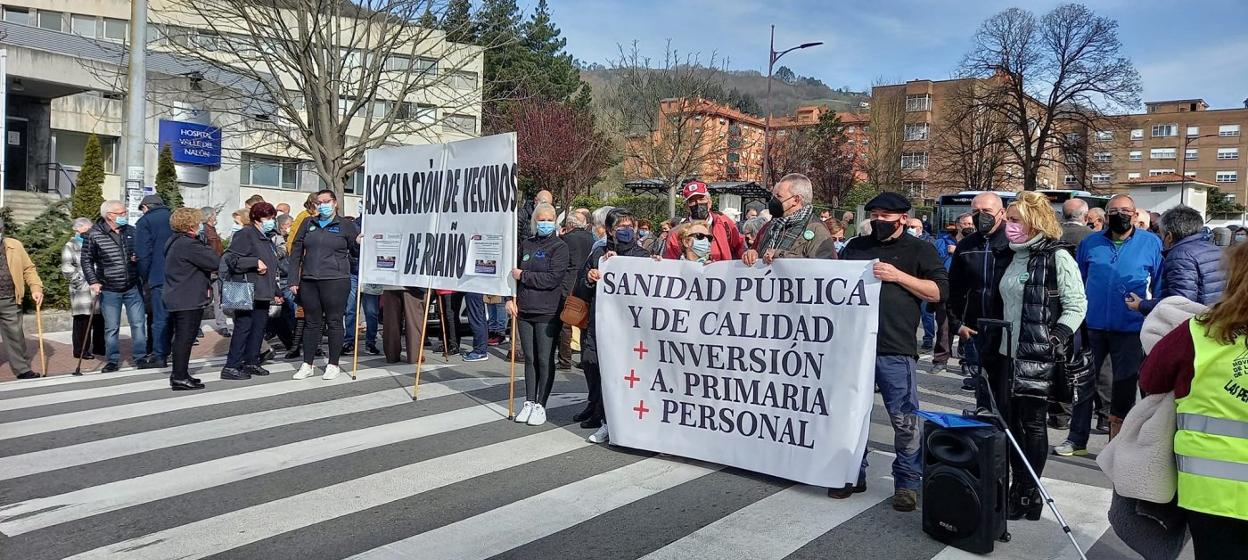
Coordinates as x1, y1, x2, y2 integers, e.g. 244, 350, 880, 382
509, 203, 570, 427
289, 190, 360, 381
0, 217, 44, 379
63, 217, 105, 360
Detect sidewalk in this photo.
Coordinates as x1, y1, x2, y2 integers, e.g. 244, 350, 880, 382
0, 322, 236, 381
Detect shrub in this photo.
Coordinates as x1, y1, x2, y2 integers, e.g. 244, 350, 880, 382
155, 144, 184, 208
11, 200, 73, 310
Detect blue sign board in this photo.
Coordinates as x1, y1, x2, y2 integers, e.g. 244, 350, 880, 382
158, 119, 222, 167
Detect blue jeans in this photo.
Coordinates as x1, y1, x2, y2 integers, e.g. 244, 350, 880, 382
859, 354, 923, 490
921, 302, 936, 344
149, 285, 171, 360
1069, 329, 1143, 446
487, 302, 507, 334
344, 275, 358, 344
343, 276, 380, 346
100, 286, 148, 365
463, 293, 489, 355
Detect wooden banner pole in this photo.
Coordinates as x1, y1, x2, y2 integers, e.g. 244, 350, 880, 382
436, 294, 451, 361
506, 305, 518, 420
349, 281, 364, 380
411, 289, 433, 400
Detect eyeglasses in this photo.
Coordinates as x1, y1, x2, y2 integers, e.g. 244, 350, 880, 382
690, 233, 714, 241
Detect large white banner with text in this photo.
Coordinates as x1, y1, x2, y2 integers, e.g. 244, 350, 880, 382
597, 256, 881, 487
359, 133, 518, 296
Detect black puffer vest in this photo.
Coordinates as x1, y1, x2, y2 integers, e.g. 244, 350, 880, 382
1013, 238, 1071, 399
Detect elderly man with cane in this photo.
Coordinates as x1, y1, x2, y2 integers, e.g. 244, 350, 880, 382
0, 217, 45, 379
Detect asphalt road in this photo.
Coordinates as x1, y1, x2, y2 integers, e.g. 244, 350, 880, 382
0, 346, 1157, 560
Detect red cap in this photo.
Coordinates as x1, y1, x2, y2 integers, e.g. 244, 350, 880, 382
682, 181, 709, 201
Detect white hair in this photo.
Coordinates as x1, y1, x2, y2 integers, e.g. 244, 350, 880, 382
777, 173, 814, 206
591, 206, 615, 228
531, 202, 557, 230
72, 217, 93, 230
99, 200, 123, 219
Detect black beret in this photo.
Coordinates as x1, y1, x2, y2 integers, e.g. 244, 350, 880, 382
864, 192, 912, 212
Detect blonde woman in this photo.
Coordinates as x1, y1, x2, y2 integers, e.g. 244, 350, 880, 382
673, 222, 715, 263
997, 191, 1086, 520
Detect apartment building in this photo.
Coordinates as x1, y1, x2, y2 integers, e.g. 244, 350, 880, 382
0, 0, 482, 217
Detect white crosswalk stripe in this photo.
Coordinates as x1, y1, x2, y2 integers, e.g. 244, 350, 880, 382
0, 360, 1128, 560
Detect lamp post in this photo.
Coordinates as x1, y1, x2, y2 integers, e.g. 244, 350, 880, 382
762, 26, 821, 191
1179, 133, 1220, 206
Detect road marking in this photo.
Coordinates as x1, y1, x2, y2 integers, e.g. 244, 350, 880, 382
62, 428, 593, 560
348, 456, 720, 560
0, 376, 510, 481
0, 355, 232, 392
0, 393, 584, 536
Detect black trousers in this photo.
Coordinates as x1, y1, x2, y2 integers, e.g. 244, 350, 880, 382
72, 313, 105, 357
581, 329, 604, 421
169, 308, 203, 382
226, 302, 270, 369
1007, 397, 1048, 492
519, 318, 561, 406
439, 292, 464, 353
1187, 509, 1248, 560
301, 279, 350, 366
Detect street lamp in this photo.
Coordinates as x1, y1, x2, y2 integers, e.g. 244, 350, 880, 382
1179, 133, 1220, 206
762, 25, 822, 191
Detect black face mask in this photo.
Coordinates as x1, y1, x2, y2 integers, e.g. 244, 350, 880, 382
972, 212, 996, 236
871, 219, 898, 242
1107, 212, 1134, 234
689, 203, 710, 221
960, 227, 976, 238
767, 196, 786, 218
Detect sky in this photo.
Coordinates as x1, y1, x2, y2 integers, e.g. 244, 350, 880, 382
546, 0, 1248, 110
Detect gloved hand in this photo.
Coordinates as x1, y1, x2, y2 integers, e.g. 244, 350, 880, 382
1049, 323, 1074, 357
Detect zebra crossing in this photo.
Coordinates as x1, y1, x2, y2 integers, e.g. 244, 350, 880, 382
0, 355, 1132, 559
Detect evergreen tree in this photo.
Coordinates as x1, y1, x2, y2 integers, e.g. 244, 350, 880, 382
155, 144, 183, 208
441, 0, 474, 44
72, 135, 105, 221
417, 5, 437, 29
519, 0, 582, 101
475, 0, 526, 131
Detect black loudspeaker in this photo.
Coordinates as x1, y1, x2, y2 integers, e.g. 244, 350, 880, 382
921, 421, 1009, 554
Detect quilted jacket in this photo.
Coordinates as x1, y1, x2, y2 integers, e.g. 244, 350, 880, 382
1138, 233, 1225, 315
80, 219, 140, 293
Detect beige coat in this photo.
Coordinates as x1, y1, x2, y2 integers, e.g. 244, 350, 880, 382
3, 237, 43, 303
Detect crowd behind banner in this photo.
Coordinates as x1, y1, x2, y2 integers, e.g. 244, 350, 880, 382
2, 166, 1245, 558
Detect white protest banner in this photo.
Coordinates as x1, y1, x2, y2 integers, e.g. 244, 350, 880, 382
359, 133, 518, 296
597, 256, 881, 487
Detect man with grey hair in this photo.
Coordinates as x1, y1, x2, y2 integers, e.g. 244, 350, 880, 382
742, 173, 837, 264
1061, 198, 1093, 248
1130, 205, 1224, 315
1085, 207, 1106, 232
589, 206, 615, 251
557, 211, 595, 369
81, 200, 156, 372
0, 217, 45, 378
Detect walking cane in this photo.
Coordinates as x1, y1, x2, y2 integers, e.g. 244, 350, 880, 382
72, 295, 99, 376
35, 300, 47, 377
506, 302, 518, 420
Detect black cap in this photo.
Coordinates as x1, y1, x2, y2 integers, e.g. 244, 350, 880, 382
864, 192, 911, 212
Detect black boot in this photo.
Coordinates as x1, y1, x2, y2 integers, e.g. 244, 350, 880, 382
1007, 485, 1024, 520
1022, 488, 1043, 521
572, 405, 594, 423
285, 318, 305, 359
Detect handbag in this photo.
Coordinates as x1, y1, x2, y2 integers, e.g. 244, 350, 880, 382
218, 255, 255, 312
560, 294, 590, 330
1054, 329, 1095, 407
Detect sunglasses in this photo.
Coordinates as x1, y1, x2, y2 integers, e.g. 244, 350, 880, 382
1107, 208, 1136, 216
690, 233, 714, 241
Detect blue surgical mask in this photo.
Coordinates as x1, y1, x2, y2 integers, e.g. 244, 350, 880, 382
613, 227, 636, 245
834, 240, 846, 253
691, 238, 711, 257
317, 203, 334, 219
73, 234, 83, 243
115, 215, 129, 227
639, 229, 650, 239
536, 221, 557, 237
231, 223, 244, 233
907, 227, 921, 237
261, 219, 276, 234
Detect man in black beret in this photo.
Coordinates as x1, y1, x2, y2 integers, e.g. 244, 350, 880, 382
832, 191, 949, 512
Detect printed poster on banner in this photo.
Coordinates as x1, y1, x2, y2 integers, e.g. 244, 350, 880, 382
597, 257, 881, 487
359, 133, 518, 296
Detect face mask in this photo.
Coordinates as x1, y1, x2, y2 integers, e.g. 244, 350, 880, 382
871, 219, 898, 242
691, 238, 712, 258
767, 196, 787, 218
73, 234, 83, 243
960, 227, 976, 238
907, 227, 921, 237
972, 212, 996, 235
833, 240, 846, 253
231, 223, 244, 233
197, 224, 205, 236
1107, 212, 1133, 234
317, 203, 334, 219
536, 221, 557, 237
613, 227, 636, 245
1005, 222, 1030, 243
357, 201, 365, 216
261, 219, 276, 234
638, 229, 650, 239
115, 215, 129, 227
689, 203, 710, 221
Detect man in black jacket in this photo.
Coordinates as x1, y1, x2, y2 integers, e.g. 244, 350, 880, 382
136, 195, 173, 367
946, 192, 1013, 398
82, 200, 157, 372
558, 212, 594, 370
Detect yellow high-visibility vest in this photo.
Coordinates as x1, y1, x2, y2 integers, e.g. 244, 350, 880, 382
1178, 320, 1248, 521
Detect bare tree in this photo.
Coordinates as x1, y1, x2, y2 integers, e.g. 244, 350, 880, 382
108, 0, 495, 199
864, 78, 906, 190
929, 80, 1012, 192
510, 98, 611, 211
767, 111, 857, 206
960, 3, 1141, 191
601, 41, 735, 218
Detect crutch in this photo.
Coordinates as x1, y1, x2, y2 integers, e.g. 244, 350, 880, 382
973, 318, 1088, 560
35, 299, 47, 377
72, 295, 99, 376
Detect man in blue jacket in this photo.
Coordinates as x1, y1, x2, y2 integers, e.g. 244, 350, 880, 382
1056, 194, 1163, 457
1130, 205, 1225, 314
136, 195, 173, 367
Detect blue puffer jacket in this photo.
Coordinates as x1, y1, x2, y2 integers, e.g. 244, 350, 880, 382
1076, 228, 1164, 333
1138, 233, 1225, 314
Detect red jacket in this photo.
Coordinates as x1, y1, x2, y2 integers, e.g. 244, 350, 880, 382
663, 212, 745, 262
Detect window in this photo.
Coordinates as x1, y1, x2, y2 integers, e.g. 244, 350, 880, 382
1065, 132, 1081, 144
53, 130, 118, 174
1127, 172, 1141, 180
1187, 126, 1200, 137
240, 153, 300, 189
905, 95, 930, 112
447, 70, 477, 89
1152, 123, 1179, 137
1093, 152, 1112, 163
1092, 174, 1112, 185
1185, 171, 1198, 178
415, 104, 436, 125
1065, 152, 1081, 164
1129, 150, 1142, 161
103, 18, 127, 41
1150, 148, 1177, 160
37, 10, 64, 31
164, 25, 193, 48
1185, 148, 1198, 160
1221, 124, 1241, 137
383, 55, 411, 72
902, 181, 924, 198
1130, 129, 1143, 140
1095, 131, 1114, 142
1149, 169, 1176, 176
1151, 186, 1167, 193
1063, 175, 1078, 186
414, 56, 438, 75
71, 14, 96, 38
904, 123, 929, 141
3, 7, 29, 25
1216, 171, 1238, 183
345, 167, 366, 195
1218, 147, 1240, 160
846, 126, 856, 133
195, 30, 221, 51
900, 152, 927, 169
444, 113, 476, 134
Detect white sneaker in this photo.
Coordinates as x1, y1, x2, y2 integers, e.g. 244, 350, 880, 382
514, 401, 534, 423
322, 364, 341, 380
587, 424, 609, 444
293, 363, 316, 380
526, 404, 547, 426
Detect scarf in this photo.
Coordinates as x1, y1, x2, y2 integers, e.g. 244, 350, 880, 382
764, 205, 814, 253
